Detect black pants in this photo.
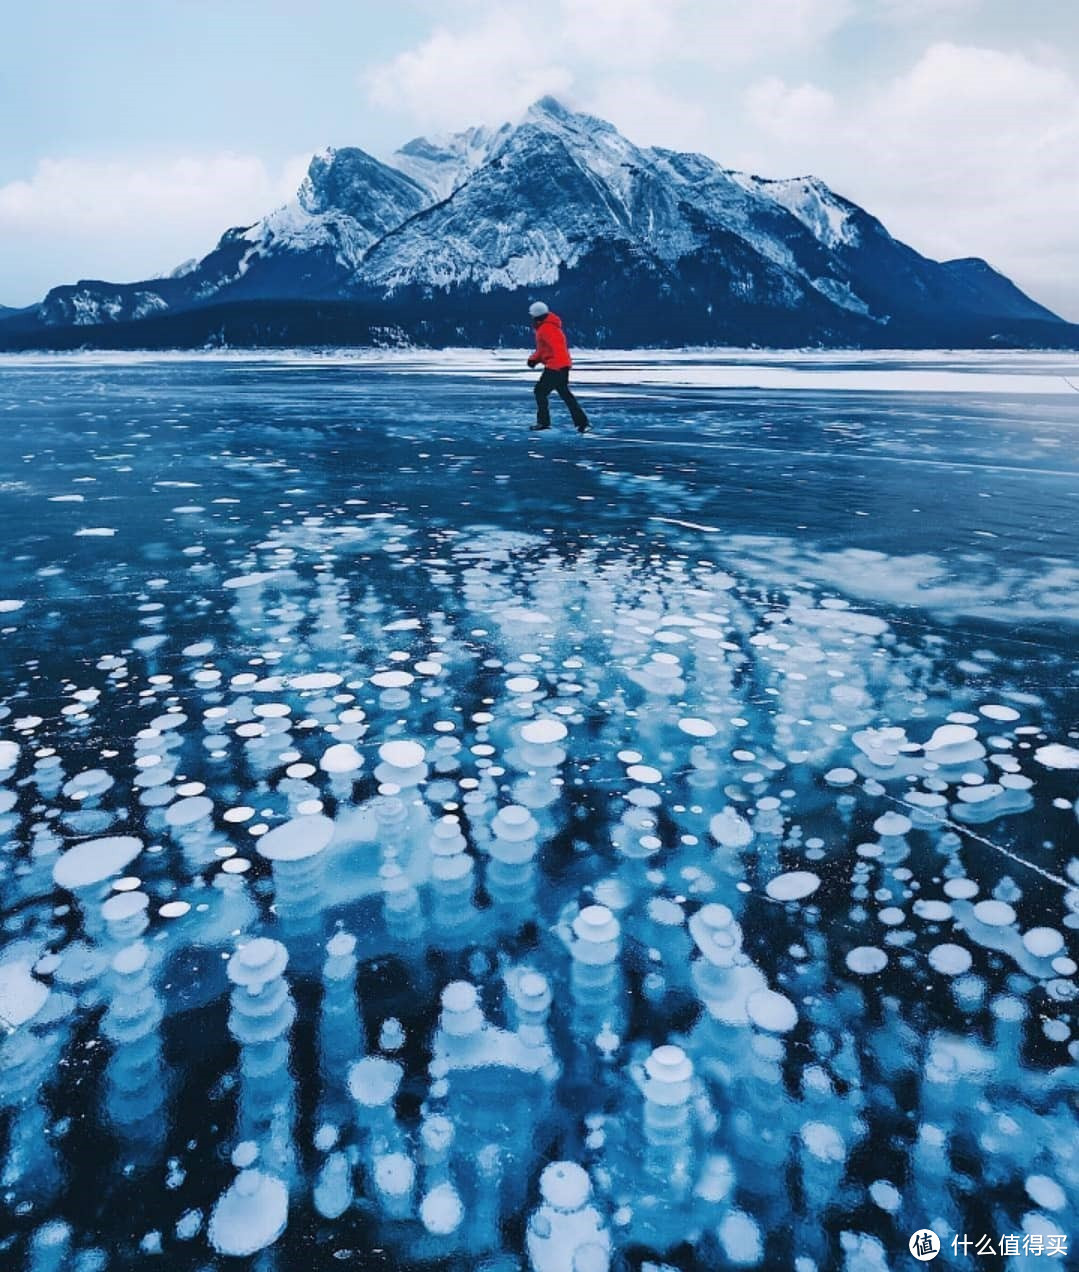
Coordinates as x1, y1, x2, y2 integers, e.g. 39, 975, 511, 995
534, 367, 589, 429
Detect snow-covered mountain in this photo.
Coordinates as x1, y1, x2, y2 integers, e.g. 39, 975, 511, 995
2, 96, 1069, 349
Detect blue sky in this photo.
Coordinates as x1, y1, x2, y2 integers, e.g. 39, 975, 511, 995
2, 0, 1078, 317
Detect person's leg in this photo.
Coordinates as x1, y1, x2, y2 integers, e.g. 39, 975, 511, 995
554, 369, 590, 431
532, 370, 555, 429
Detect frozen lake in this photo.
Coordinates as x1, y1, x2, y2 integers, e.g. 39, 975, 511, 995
0, 351, 1076, 1271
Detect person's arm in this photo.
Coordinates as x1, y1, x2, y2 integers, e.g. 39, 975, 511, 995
528, 326, 549, 368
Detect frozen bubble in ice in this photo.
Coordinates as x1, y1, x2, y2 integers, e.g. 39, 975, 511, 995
718, 1210, 762, 1266
644, 1043, 693, 1086
873, 812, 911, 836
924, 724, 978, 751
572, 1244, 609, 1272
868, 1180, 901, 1213
540, 1161, 591, 1211
371, 670, 414, 689
166, 796, 213, 828
928, 944, 972, 976
258, 814, 334, 861
747, 988, 798, 1033
207, 1170, 288, 1257
678, 717, 717, 738
53, 835, 142, 890
1022, 927, 1064, 958
846, 946, 887, 976
159, 901, 191, 919
0, 599, 24, 612
289, 672, 342, 690
232, 1142, 258, 1169
320, 743, 363, 774
824, 768, 857, 786
943, 878, 978, 900
227, 938, 288, 989
626, 764, 662, 784
348, 1056, 403, 1107
379, 740, 426, 768
1025, 1175, 1066, 1212
766, 871, 820, 902
979, 704, 1020, 722
0, 961, 49, 1028
1034, 743, 1079, 770
420, 1182, 463, 1234
0, 739, 19, 770
709, 808, 753, 848
913, 900, 951, 922
224, 806, 255, 823
973, 899, 1016, 927
800, 1121, 845, 1162
375, 1152, 414, 1198
506, 676, 540, 694
521, 719, 568, 745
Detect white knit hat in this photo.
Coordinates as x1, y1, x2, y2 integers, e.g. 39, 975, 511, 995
528, 301, 549, 318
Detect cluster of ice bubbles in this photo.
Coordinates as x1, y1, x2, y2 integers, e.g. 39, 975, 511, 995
0, 518, 1077, 1270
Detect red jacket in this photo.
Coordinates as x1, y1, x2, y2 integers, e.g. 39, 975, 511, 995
530, 312, 572, 370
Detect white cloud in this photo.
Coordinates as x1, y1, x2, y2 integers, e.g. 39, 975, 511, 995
737, 43, 1079, 318
0, 153, 307, 304
363, 0, 855, 133
365, 13, 573, 134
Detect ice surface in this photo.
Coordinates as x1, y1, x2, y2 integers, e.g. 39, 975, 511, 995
0, 351, 1076, 1269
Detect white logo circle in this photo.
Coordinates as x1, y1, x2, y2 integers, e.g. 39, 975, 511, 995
908, 1230, 941, 1261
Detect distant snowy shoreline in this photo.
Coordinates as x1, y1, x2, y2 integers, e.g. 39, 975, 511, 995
2, 347, 1077, 395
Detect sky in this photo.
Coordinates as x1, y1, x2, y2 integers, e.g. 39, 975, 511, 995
2, 0, 1078, 318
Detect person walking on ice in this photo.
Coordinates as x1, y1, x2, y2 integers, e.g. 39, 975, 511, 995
526, 301, 591, 433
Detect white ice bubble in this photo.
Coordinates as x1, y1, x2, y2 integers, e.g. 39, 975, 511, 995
626, 764, 662, 784
53, 835, 143, 890
800, 1121, 845, 1162
765, 871, 820, 902
979, 704, 1020, 722
420, 1182, 463, 1235
718, 1210, 762, 1266
709, 808, 753, 848
845, 946, 887, 976
258, 814, 335, 862
973, 899, 1016, 927
166, 796, 213, 828
320, 743, 364, 774
371, 670, 414, 689
824, 768, 857, 786
539, 1161, 591, 1210
159, 901, 191, 919
1034, 743, 1079, 770
0, 961, 49, 1028
289, 672, 343, 690
379, 740, 426, 768
873, 812, 911, 836
207, 1170, 288, 1257
928, 944, 972, 976
924, 724, 978, 751
521, 719, 568, 745
1022, 927, 1064, 958
0, 600, 24, 613
747, 988, 798, 1033
1025, 1175, 1066, 1212
678, 717, 717, 738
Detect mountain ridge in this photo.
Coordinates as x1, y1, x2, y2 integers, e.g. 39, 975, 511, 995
1, 97, 1072, 350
